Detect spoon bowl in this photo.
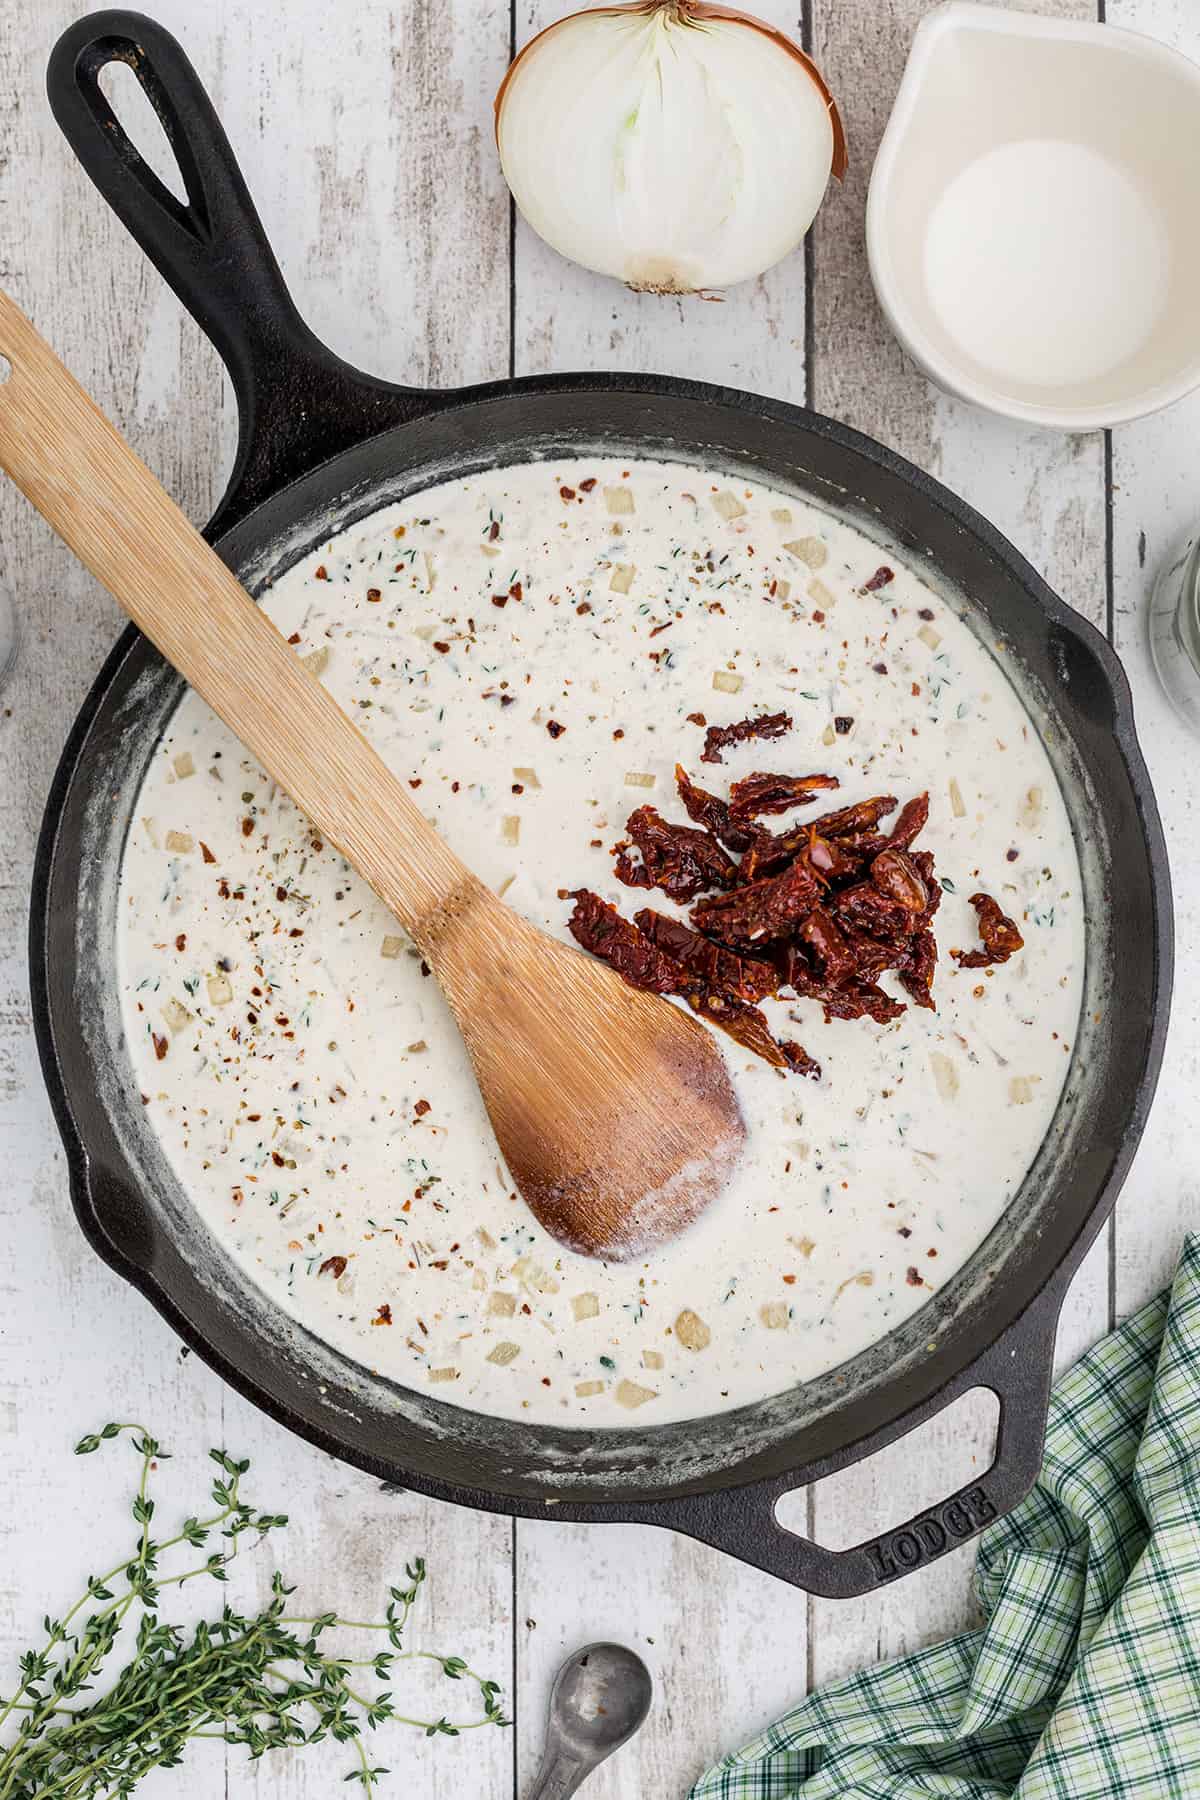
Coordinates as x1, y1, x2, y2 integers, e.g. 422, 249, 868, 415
529, 1643, 653, 1798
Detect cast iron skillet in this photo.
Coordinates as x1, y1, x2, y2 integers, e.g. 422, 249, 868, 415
33, 9, 1172, 1598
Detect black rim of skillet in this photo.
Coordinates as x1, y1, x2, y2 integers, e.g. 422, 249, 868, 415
28, 10, 1174, 1598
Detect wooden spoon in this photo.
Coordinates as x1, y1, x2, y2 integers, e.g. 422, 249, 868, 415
0, 290, 744, 1261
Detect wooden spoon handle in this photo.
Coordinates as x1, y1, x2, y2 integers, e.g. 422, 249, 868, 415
0, 287, 479, 938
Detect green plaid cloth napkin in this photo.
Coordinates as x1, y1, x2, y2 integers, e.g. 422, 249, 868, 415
691, 1234, 1200, 1800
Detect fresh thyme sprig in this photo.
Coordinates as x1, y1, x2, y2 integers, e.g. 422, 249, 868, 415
0, 1424, 507, 1798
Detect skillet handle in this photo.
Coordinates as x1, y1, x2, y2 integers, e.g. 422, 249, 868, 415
47, 10, 451, 539
648, 1276, 1065, 1598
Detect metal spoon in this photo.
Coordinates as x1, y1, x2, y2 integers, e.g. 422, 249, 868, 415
527, 1642, 653, 1799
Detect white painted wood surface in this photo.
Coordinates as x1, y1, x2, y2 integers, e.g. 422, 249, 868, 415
0, 1, 1193, 1794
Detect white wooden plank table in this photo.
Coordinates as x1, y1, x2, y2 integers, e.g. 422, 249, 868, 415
0, 1, 1195, 1794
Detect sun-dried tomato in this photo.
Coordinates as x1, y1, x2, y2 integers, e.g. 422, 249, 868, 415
796, 907, 858, 986
899, 928, 937, 1008
614, 804, 736, 902
728, 771, 839, 822
809, 795, 899, 840
833, 882, 917, 945
870, 847, 928, 913
674, 764, 756, 853
635, 908, 779, 1003
688, 988, 819, 1079
691, 855, 820, 947
567, 890, 683, 993
699, 710, 792, 766
953, 894, 1024, 968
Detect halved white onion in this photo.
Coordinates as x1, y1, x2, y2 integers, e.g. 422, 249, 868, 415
496, 0, 846, 293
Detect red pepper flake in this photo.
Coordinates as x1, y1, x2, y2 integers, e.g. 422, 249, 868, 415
872, 662, 888, 675
560, 485, 576, 502
834, 716, 853, 735
488, 519, 501, 541
510, 581, 523, 601
414, 1098, 431, 1117
576, 602, 592, 616
547, 719, 566, 738
812, 609, 825, 623
287, 631, 301, 645
319, 1255, 348, 1278
512, 783, 524, 795
906, 1266, 923, 1286
315, 564, 329, 581
200, 841, 216, 864
579, 477, 597, 492
409, 777, 422, 789
492, 594, 508, 608
782, 1273, 796, 1285
613, 728, 625, 740
218, 879, 231, 899
366, 587, 382, 602
175, 933, 187, 951
433, 640, 450, 654
373, 1303, 393, 1326
241, 817, 254, 837
271, 1150, 284, 1167
1006, 848, 1019, 862
864, 566, 895, 592
686, 711, 707, 727
152, 1033, 168, 1061
275, 885, 288, 902
898, 1226, 912, 1238
918, 607, 935, 621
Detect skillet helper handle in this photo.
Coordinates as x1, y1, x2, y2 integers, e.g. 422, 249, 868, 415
46, 9, 447, 537
654, 1279, 1063, 1598
0, 288, 476, 939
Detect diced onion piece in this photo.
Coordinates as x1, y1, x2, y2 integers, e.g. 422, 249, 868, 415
821, 723, 836, 746
623, 771, 656, 789
512, 766, 541, 788
173, 752, 195, 779
572, 1291, 600, 1322
1009, 1076, 1037, 1105
807, 576, 834, 607
784, 536, 827, 569
712, 669, 744, 694
141, 817, 160, 848
165, 830, 194, 854
918, 623, 942, 651
605, 486, 635, 515
471, 1268, 488, 1292
609, 563, 637, 594
489, 1291, 517, 1317
337, 1271, 356, 1296
478, 1227, 498, 1250
500, 815, 521, 846
930, 1051, 959, 1101
774, 578, 791, 602
380, 935, 405, 959
771, 508, 793, 526
713, 490, 746, 520
575, 1379, 604, 1397
642, 1349, 664, 1369
948, 777, 967, 819
674, 1308, 711, 1351
207, 973, 233, 1006
412, 623, 438, 640
760, 1301, 789, 1329
487, 1341, 521, 1366
428, 1367, 460, 1384
1020, 786, 1044, 830
302, 646, 330, 678
162, 998, 193, 1033
424, 551, 437, 590
616, 1379, 656, 1409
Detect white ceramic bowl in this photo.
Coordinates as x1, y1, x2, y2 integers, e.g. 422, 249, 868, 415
867, 3, 1200, 431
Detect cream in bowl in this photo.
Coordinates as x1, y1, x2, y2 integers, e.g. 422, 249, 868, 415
118, 458, 1084, 1426
867, 3, 1200, 431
